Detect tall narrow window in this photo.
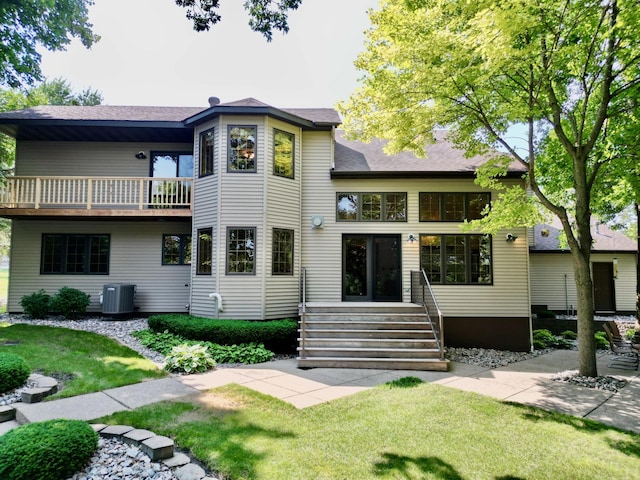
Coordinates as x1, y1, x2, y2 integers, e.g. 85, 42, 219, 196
228, 126, 257, 172
227, 227, 256, 274
273, 129, 294, 178
162, 234, 192, 265
199, 128, 215, 177
41, 234, 110, 274
272, 228, 293, 275
196, 228, 212, 275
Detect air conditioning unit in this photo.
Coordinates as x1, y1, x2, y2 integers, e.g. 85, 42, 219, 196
102, 284, 136, 314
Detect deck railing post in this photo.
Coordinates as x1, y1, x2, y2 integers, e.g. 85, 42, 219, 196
35, 177, 41, 209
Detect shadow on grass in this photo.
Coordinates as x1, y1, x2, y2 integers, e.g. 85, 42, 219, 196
374, 452, 463, 479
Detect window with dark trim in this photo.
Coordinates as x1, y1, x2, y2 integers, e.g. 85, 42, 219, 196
272, 228, 293, 275
199, 128, 215, 177
273, 129, 294, 178
227, 227, 256, 274
196, 228, 212, 275
41, 234, 110, 274
337, 192, 407, 222
228, 126, 256, 172
419, 234, 492, 285
162, 234, 192, 265
419, 192, 490, 221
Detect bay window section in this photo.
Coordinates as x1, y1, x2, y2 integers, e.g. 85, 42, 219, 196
196, 228, 212, 275
273, 129, 294, 178
419, 234, 492, 285
272, 228, 293, 275
228, 126, 256, 172
199, 128, 215, 177
227, 227, 256, 274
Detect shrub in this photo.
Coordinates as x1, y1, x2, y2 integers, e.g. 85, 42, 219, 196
532, 329, 557, 349
594, 331, 609, 350
165, 343, 217, 374
0, 353, 30, 394
148, 314, 298, 353
0, 419, 98, 480
19, 289, 51, 319
560, 330, 578, 340
49, 287, 91, 319
536, 310, 557, 319
624, 329, 638, 342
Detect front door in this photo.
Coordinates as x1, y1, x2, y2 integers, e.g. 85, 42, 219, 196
593, 262, 616, 312
343, 234, 402, 302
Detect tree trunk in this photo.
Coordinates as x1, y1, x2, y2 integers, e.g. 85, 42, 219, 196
573, 251, 597, 377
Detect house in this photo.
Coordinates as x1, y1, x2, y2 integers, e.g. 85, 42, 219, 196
0, 97, 532, 369
530, 218, 637, 316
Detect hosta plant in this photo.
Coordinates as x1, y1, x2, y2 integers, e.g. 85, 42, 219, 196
164, 343, 217, 374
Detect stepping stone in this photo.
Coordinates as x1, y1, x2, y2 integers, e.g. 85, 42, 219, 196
100, 425, 135, 438
163, 452, 191, 467
0, 406, 15, 423
141, 435, 174, 461
123, 428, 155, 445
21, 387, 51, 404
175, 463, 206, 480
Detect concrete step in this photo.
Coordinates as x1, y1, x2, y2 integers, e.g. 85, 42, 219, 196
297, 346, 442, 359
297, 356, 449, 371
300, 328, 435, 339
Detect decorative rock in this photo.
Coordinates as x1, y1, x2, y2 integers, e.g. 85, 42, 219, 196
0, 405, 15, 422
175, 463, 207, 480
141, 434, 174, 461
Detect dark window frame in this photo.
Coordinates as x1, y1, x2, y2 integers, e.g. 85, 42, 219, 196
419, 192, 491, 222
272, 228, 294, 275
336, 192, 407, 222
162, 234, 192, 266
227, 125, 257, 173
196, 228, 213, 275
419, 234, 493, 285
273, 128, 295, 179
199, 128, 215, 177
226, 227, 256, 275
41, 234, 110, 275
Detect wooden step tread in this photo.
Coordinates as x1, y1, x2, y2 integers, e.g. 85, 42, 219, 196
297, 346, 440, 353
298, 329, 433, 334
297, 337, 435, 343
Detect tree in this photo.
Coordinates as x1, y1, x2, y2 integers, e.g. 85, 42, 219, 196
339, 0, 640, 377
175, 0, 301, 40
0, 1, 99, 88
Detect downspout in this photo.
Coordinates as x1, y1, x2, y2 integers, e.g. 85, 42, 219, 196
208, 292, 223, 318
564, 274, 569, 315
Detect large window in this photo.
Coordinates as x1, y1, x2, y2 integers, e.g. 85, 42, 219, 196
273, 129, 294, 178
337, 192, 407, 222
228, 126, 256, 172
227, 227, 256, 274
196, 228, 212, 275
419, 193, 490, 221
199, 128, 215, 177
272, 228, 293, 275
419, 234, 492, 285
41, 234, 110, 274
162, 234, 192, 265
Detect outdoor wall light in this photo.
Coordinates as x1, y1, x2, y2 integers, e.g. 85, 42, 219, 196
407, 233, 417, 243
311, 215, 324, 229
135, 151, 147, 160
505, 233, 518, 243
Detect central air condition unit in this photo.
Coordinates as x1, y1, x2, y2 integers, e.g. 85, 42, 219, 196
102, 284, 136, 315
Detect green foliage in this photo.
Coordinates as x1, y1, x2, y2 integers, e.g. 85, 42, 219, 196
132, 329, 275, 364
532, 329, 573, 350
560, 330, 578, 340
19, 289, 50, 319
594, 331, 609, 350
0, 419, 98, 480
0, 352, 30, 394
536, 310, 557, 319
385, 376, 424, 388
624, 329, 638, 342
49, 287, 90, 319
147, 314, 297, 353
165, 343, 217, 374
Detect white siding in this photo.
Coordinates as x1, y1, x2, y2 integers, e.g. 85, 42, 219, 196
530, 252, 637, 313
301, 130, 531, 318
8, 220, 191, 313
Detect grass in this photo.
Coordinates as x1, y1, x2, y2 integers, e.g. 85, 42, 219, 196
0, 323, 166, 399
98, 381, 640, 480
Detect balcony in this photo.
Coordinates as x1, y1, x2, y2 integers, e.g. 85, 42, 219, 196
0, 176, 192, 219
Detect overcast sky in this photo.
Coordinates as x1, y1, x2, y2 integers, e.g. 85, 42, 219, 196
38, 0, 378, 109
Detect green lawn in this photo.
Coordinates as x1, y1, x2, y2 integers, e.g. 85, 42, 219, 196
0, 323, 166, 399
99, 381, 640, 480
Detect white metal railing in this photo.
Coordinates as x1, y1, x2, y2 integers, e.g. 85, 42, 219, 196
0, 176, 192, 210
299, 267, 307, 359
411, 269, 445, 360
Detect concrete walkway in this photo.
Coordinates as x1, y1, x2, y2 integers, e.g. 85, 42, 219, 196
3, 349, 640, 436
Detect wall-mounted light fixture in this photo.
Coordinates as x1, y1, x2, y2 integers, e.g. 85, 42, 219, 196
407, 233, 417, 243
505, 233, 518, 243
310, 215, 324, 229
613, 257, 618, 278
135, 151, 147, 160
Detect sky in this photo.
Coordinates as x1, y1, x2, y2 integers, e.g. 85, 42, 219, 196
38, 0, 379, 109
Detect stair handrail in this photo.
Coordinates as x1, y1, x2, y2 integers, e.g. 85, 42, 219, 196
411, 269, 445, 360
299, 266, 307, 359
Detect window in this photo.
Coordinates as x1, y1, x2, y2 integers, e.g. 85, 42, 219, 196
162, 234, 192, 265
228, 126, 256, 172
227, 227, 256, 274
419, 234, 492, 285
337, 192, 407, 222
196, 228, 212, 275
419, 193, 490, 221
199, 128, 215, 177
41, 234, 110, 274
272, 228, 293, 275
273, 129, 294, 178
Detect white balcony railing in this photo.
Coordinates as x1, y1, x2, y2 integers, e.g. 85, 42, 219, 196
0, 176, 192, 210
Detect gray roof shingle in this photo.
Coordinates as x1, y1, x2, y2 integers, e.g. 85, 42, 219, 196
531, 217, 637, 252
